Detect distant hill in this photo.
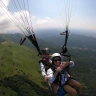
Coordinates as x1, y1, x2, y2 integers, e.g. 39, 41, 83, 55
35, 29, 96, 51
41, 34, 96, 50
0, 29, 96, 51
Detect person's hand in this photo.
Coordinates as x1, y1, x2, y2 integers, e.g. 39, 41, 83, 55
70, 61, 73, 65
44, 76, 49, 82
62, 61, 70, 67
55, 67, 62, 72
68, 74, 71, 78
69, 61, 74, 67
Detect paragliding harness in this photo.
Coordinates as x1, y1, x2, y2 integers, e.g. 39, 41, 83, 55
54, 69, 68, 96
39, 57, 58, 96
55, 27, 71, 96
39, 58, 68, 96
60, 26, 71, 75
39, 57, 55, 73
60, 27, 71, 59
39, 27, 72, 96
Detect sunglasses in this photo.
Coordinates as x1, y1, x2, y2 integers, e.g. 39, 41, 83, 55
54, 59, 61, 62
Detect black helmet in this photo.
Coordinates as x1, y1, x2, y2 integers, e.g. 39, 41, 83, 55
42, 48, 50, 55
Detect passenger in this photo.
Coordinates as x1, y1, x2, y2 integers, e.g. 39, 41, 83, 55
40, 52, 87, 96
39, 48, 53, 82
51, 53, 84, 96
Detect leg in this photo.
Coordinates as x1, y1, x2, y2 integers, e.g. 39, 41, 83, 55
51, 83, 59, 95
68, 79, 82, 94
63, 84, 77, 96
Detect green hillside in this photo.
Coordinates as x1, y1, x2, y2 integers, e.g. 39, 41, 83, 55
0, 41, 50, 96
0, 41, 96, 96
69, 47, 96, 95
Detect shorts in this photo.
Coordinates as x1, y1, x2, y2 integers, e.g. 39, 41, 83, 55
62, 77, 75, 86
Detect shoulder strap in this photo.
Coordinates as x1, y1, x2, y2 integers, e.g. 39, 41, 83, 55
39, 57, 55, 73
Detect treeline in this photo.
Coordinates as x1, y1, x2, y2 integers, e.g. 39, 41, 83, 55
0, 75, 50, 96
67, 47, 96, 96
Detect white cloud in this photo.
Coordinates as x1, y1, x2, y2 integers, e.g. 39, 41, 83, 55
0, 1, 35, 34
1, 0, 10, 7
37, 17, 55, 25
70, 17, 96, 31
0, 0, 15, 33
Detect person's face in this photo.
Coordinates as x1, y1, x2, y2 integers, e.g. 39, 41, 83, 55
53, 57, 61, 67
44, 53, 50, 58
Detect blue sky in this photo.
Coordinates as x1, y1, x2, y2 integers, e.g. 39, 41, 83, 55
20, 0, 96, 31
28, 0, 96, 31
0, 0, 96, 33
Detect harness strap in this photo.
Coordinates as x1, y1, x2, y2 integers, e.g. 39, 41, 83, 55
39, 58, 56, 73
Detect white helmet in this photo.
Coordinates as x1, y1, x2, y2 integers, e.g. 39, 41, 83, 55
52, 53, 61, 59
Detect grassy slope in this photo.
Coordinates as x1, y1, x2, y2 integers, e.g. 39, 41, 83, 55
0, 41, 39, 81
0, 41, 50, 96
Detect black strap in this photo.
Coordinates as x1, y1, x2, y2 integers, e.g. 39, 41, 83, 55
63, 28, 69, 47
60, 28, 71, 59
25, 33, 42, 55
39, 59, 56, 70
60, 27, 72, 77
20, 37, 26, 45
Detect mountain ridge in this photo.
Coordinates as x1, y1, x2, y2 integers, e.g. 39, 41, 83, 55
0, 31, 96, 50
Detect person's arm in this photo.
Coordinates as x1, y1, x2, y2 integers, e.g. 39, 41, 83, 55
47, 66, 63, 83
60, 61, 70, 68
43, 75, 49, 82
46, 68, 55, 83
40, 62, 50, 82
60, 61, 75, 68
54, 66, 63, 77
53, 70, 59, 78
40, 62, 46, 77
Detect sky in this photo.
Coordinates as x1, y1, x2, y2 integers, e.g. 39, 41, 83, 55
0, 0, 96, 34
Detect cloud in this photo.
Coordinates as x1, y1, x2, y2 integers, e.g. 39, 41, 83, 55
37, 17, 55, 25
0, 1, 35, 34
70, 17, 96, 31
1, 0, 10, 7
0, 0, 15, 33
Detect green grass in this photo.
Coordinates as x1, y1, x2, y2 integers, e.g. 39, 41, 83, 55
0, 41, 49, 96
0, 42, 38, 78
